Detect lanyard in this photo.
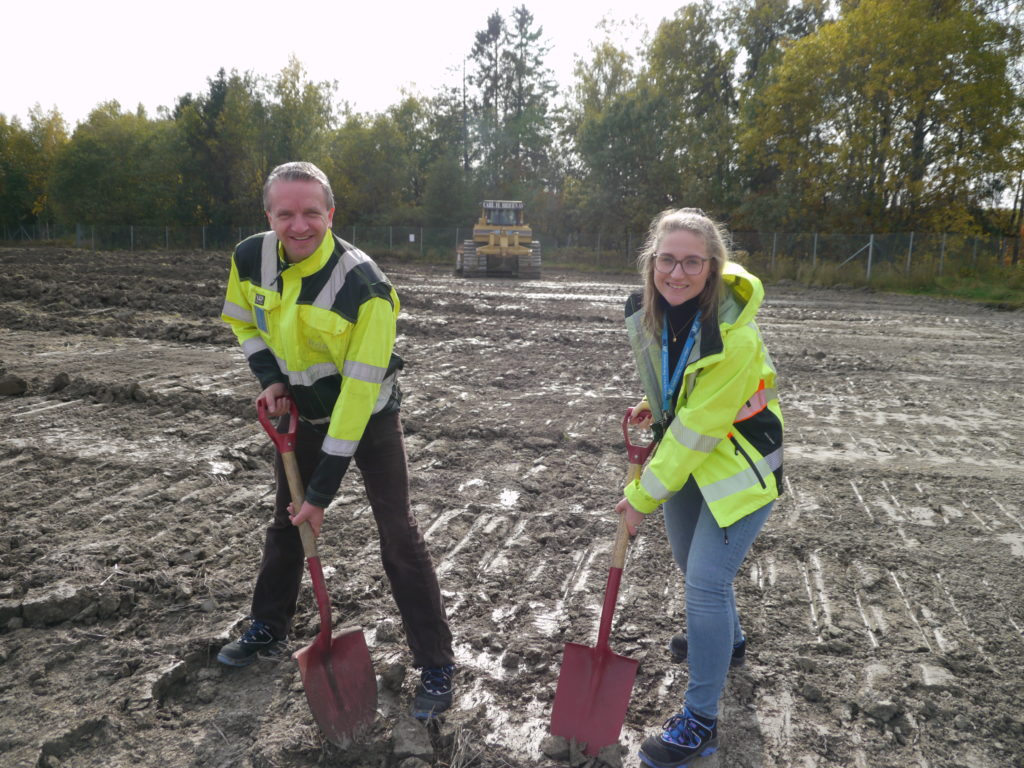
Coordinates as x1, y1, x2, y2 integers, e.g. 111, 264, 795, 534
661, 309, 702, 419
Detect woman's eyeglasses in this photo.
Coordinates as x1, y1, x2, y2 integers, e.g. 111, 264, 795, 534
654, 254, 710, 275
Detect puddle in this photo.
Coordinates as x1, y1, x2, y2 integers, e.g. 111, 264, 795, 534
998, 533, 1024, 558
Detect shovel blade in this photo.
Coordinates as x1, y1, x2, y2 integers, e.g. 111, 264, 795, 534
294, 626, 377, 746
550, 641, 639, 756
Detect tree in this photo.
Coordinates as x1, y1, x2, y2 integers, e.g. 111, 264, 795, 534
645, 1, 740, 214
564, 37, 649, 234
49, 102, 178, 226
266, 56, 335, 167
0, 108, 68, 233
0, 116, 35, 233
740, 0, 1021, 232
467, 7, 557, 194
329, 113, 408, 226
174, 69, 269, 225
504, 6, 557, 185
725, 0, 828, 228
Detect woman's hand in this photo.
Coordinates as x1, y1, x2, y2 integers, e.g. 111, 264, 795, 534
629, 401, 653, 429
615, 497, 645, 536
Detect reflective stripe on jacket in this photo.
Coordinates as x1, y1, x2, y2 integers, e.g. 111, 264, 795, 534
221, 230, 400, 458
623, 262, 784, 527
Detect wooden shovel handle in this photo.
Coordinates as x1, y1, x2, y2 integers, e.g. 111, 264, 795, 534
613, 409, 655, 568
257, 399, 318, 558
611, 462, 643, 569
281, 450, 319, 559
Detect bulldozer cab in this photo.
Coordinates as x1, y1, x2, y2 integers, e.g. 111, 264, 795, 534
486, 206, 521, 227
456, 200, 541, 279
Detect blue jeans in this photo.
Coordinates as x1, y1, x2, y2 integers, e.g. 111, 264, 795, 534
663, 477, 773, 720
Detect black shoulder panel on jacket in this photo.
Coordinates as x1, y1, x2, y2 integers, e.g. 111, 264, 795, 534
233, 233, 266, 285
625, 290, 644, 319
296, 251, 340, 305
331, 262, 394, 323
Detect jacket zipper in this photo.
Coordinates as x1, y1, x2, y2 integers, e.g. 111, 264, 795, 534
729, 433, 767, 489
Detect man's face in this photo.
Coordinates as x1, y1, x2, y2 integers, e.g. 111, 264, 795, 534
265, 178, 335, 263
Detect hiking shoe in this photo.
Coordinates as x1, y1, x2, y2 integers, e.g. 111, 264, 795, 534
639, 707, 719, 768
217, 620, 285, 667
669, 634, 746, 667
411, 664, 455, 720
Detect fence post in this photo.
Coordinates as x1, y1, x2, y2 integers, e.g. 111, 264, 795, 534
165, 226, 169, 249
420, 227, 424, 258
866, 234, 874, 282
456, 226, 460, 246
812, 232, 818, 269
352, 225, 356, 245
389, 226, 393, 251
939, 233, 946, 276
202, 226, 206, 250
92, 225, 95, 251
771, 232, 777, 272
906, 232, 914, 275
130, 225, 134, 252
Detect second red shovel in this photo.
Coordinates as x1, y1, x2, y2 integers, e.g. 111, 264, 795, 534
549, 409, 656, 755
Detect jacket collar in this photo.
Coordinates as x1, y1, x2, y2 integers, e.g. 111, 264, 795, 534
275, 230, 336, 278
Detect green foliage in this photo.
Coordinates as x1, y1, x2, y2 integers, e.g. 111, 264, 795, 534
1, 0, 1020, 253
0, 108, 68, 231
739, 0, 1021, 233
467, 6, 556, 195
0, 115, 35, 231
173, 69, 268, 225
49, 102, 176, 225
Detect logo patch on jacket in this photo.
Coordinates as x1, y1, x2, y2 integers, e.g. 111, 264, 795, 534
254, 294, 265, 306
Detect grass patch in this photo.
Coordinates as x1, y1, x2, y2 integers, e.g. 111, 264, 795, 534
739, 254, 1024, 310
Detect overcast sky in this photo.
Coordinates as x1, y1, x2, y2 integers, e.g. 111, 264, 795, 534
2, 0, 694, 129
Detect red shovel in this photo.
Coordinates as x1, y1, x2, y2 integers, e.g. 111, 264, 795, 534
550, 408, 656, 755
257, 399, 377, 745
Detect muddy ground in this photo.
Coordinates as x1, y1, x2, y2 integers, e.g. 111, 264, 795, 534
0, 245, 1022, 768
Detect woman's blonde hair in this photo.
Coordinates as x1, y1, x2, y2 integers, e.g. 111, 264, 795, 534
636, 207, 730, 337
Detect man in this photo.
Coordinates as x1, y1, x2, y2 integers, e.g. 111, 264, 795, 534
218, 161, 455, 719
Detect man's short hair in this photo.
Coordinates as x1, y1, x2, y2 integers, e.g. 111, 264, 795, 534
263, 161, 335, 211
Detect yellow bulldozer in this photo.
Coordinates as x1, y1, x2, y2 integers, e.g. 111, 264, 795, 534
456, 200, 541, 278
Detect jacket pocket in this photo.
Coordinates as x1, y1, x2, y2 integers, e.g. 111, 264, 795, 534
247, 287, 280, 334
729, 433, 767, 489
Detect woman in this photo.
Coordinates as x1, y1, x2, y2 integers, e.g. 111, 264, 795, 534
616, 208, 783, 768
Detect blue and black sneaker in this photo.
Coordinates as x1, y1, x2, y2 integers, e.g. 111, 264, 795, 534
411, 664, 456, 720
639, 707, 719, 768
217, 620, 286, 667
669, 634, 746, 666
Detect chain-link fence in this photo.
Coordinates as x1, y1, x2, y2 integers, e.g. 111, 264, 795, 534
2, 222, 1019, 284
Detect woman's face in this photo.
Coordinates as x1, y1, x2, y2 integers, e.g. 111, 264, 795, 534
653, 229, 710, 307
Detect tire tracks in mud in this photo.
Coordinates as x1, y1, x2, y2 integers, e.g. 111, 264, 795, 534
1, 250, 1023, 767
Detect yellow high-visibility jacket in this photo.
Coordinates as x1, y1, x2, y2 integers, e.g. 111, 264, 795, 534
623, 262, 783, 526
221, 230, 401, 505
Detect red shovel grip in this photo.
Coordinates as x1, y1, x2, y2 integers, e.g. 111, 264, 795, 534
622, 408, 656, 467
257, 397, 300, 454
